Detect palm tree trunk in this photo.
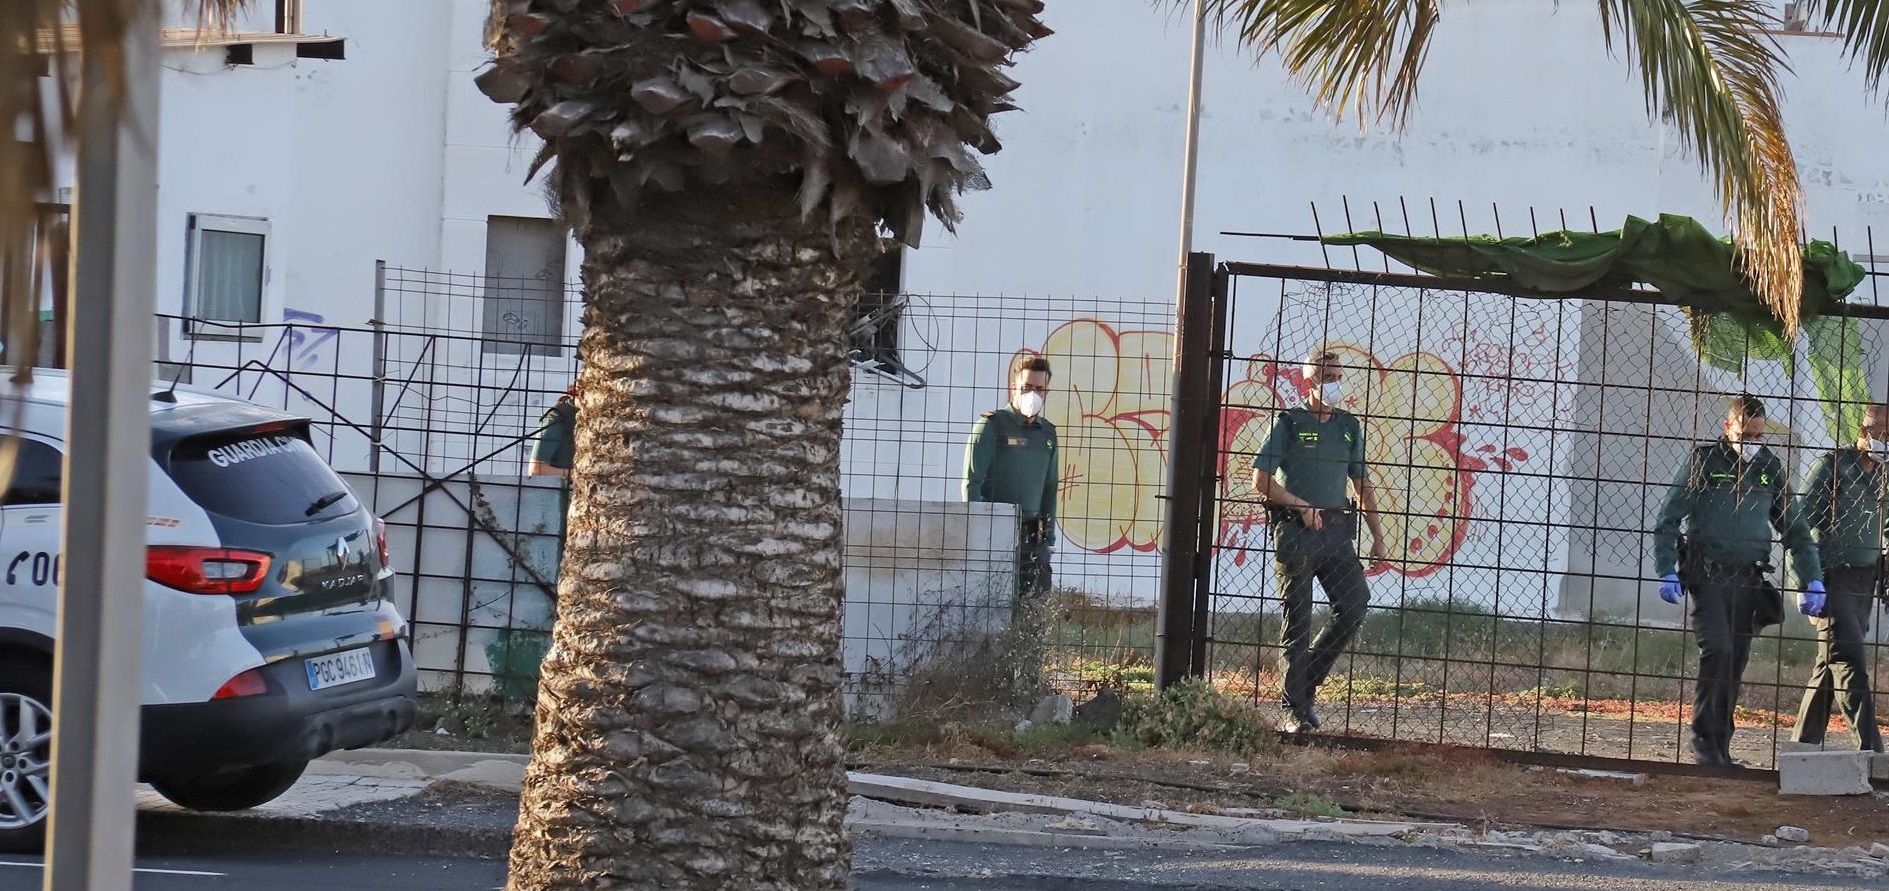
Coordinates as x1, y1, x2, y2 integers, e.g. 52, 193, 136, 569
508, 185, 874, 890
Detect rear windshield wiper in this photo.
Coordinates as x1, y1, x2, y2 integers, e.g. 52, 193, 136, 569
304, 491, 349, 517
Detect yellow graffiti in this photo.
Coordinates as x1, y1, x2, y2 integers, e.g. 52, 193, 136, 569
1218, 342, 1473, 576
1022, 321, 1477, 575
1015, 321, 1173, 553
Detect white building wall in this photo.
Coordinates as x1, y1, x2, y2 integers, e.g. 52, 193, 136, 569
910, 0, 1889, 299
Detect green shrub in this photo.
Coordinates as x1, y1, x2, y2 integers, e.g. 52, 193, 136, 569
1274, 791, 1347, 818
1115, 679, 1280, 758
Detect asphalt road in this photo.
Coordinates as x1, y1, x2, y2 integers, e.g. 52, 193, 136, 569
850, 838, 1886, 891
0, 838, 1878, 890
0, 851, 506, 889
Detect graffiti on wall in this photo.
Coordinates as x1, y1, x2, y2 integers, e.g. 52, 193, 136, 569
1018, 320, 1545, 576
1216, 344, 1484, 578
1014, 320, 1173, 555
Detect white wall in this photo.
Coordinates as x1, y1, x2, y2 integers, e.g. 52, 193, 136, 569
436, 0, 574, 285
909, 0, 1889, 299
291, 0, 454, 328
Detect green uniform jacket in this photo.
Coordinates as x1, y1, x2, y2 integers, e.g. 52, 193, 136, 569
1251, 406, 1367, 509
1800, 448, 1889, 570
963, 408, 1059, 537
1652, 439, 1820, 581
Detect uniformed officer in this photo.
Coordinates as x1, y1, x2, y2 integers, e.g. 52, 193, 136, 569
529, 383, 579, 556
964, 357, 1059, 601
1792, 402, 1888, 752
1251, 350, 1388, 734
1652, 395, 1825, 766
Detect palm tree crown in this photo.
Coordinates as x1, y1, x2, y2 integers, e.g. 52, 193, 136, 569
481, 0, 1050, 244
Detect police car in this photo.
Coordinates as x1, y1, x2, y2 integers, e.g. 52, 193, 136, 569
0, 372, 417, 851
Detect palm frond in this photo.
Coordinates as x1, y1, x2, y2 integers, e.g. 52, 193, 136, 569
1597, 0, 1804, 333
1201, 0, 1442, 126
1799, 0, 1889, 92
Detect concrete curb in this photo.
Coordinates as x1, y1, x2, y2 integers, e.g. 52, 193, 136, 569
317, 747, 529, 777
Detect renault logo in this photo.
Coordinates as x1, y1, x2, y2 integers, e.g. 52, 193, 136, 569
335, 536, 350, 562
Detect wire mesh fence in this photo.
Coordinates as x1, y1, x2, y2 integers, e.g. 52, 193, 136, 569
153, 265, 581, 702
152, 263, 1177, 712
148, 209, 1889, 769
840, 290, 1174, 713
1199, 254, 1889, 769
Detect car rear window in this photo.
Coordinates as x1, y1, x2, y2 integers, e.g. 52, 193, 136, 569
166, 430, 359, 525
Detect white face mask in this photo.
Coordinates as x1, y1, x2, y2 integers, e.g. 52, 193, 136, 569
1739, 441, 1761, 461
1318, 381, 1344, 406
1016, 392, 1045, 418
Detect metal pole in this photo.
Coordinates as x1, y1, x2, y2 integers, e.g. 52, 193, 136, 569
369, 260, 387, 473
1156, 253, 1216, 690
1157, 2, 1212, 691
1176, 0, 1207, 262
1188, 267, 1231, 676
46, 7, 159, 891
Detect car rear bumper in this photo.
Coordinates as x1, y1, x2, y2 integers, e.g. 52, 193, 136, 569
138, 638, 417, 781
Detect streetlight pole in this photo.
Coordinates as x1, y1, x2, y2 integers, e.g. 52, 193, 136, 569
45, 4, 159, 889
1176, 0, 1208, 262
1157, 0, 1213, 690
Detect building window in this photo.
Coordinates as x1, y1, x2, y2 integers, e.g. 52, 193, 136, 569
482, 216, 569, 354
185, 214, 269, 332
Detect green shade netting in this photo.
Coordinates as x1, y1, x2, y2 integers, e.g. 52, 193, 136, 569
1323, 214, 1873, 442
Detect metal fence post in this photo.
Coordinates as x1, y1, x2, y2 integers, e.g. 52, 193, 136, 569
47, 10, 159, 890
1187, 268, 1231, 676
1156, 252, 1217, 690
369, 260, 387, 473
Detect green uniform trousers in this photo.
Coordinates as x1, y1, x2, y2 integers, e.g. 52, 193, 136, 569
1793, 565, 1884, 752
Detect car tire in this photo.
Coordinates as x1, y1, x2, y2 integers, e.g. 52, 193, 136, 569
0, 659, 55, 854
151, 760, 309, 812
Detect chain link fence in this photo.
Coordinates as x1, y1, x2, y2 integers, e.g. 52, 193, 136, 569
1197, 253, 1889, 769
155, 263, 1176, 714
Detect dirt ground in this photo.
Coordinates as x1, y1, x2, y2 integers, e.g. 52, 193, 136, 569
1314, 700, 1840, 769
851, 741, 1889, 847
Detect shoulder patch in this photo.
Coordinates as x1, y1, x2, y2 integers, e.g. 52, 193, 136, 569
980, 410, 997, 418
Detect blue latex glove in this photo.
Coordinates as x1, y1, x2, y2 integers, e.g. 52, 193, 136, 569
1799, 580, 1827, 618
1658, 573, 1683, 605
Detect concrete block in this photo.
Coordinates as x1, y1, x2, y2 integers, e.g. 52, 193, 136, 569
1581, 843, 1635, 861
1029, 694, 1073, 725
1650, 842, 1702, 864
1872, 753, 1889, 782
436, 759, 527, 793
1778, 751, 1873, 796
1777, 826, 1812, 843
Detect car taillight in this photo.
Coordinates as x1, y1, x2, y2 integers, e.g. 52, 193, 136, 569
212, 668, 269, 699
146, 546, 273, 595
375, 518, 391, 569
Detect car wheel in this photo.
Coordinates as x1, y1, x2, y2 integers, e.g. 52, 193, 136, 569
151, 760, 309, 812
0, 662, 54, 853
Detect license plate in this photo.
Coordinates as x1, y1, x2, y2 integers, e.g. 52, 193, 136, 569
305, 647, 376, 691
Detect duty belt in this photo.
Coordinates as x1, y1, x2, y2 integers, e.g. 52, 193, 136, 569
1690, 555, 1769, 576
